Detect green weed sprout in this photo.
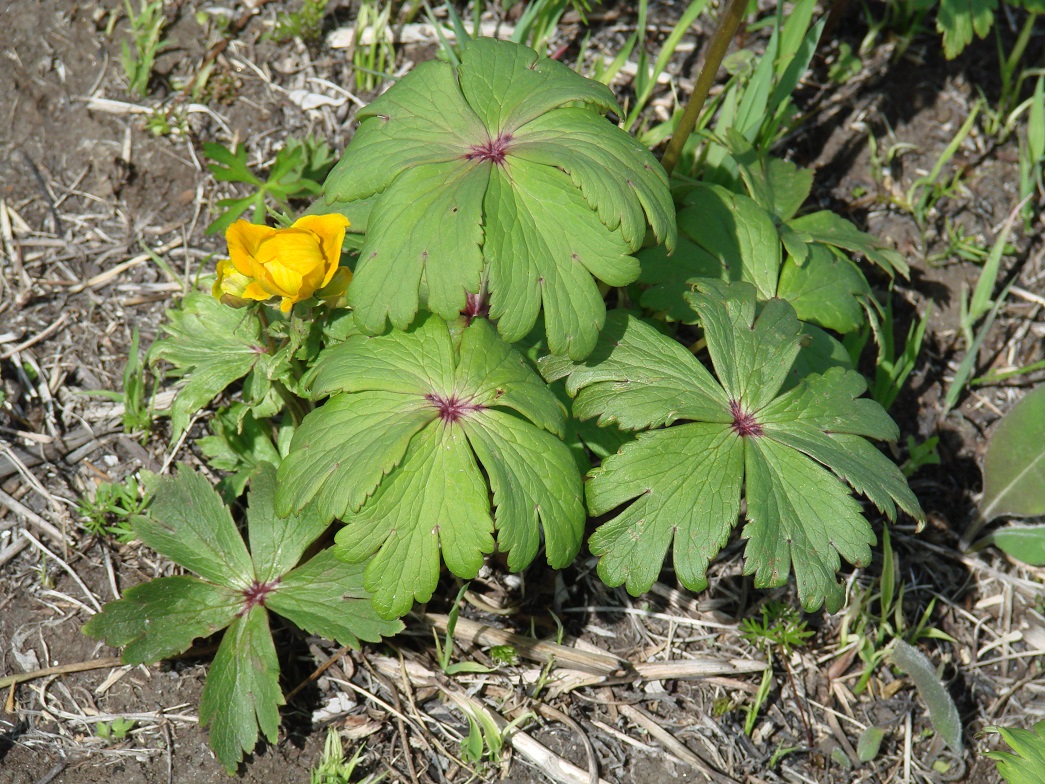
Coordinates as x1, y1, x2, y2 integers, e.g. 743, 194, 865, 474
120, 0, 170, 98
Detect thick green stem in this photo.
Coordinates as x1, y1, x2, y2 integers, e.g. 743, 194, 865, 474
660, 0, 749, 177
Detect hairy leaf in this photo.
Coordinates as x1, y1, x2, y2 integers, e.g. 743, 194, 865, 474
542, 282, 923, 611
321, 37, 674, 358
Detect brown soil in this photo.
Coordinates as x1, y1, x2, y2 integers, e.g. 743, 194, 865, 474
2, 2, 1044, 783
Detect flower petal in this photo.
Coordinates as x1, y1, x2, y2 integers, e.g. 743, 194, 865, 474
293, 214, 350, 287
227, 221, 278, 276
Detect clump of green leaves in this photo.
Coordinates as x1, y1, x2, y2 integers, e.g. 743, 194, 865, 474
348, 0, 396, 92
84, 465, 401, 772
120, 0, 170, 98
310, 729, 380, 784
269, 0, 329, 44
640, 133, 905, 336
542, 281, 923, 612
78, 474, 148, 543
204, 138, 336, 235
318, 37, 675, 359
739, 599, 814, 735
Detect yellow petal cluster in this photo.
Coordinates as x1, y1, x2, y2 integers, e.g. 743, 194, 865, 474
213, 214, 351, 312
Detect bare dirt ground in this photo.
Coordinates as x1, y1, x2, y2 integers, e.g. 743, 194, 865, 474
1, 1, 1044, 783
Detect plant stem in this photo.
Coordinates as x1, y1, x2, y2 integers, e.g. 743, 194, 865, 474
660, 0, 748, 177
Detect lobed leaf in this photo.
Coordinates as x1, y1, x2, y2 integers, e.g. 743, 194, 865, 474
82, 576, 239, 665
132, 467, 255, 590
985, 721, 1045, 784
280, 315, 582, 618
545, 281, 923, 612
322, 37, 674, 359
199, 607, 283, 773
150, 290, 276, 439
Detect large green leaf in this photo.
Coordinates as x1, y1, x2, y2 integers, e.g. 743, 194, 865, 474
321, 37, 675, 359
199, 607, 283, 773
278, 315, 584, 618
542, 282, 923, 612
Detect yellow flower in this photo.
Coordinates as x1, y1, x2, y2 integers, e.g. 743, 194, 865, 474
214, 214, 351, 312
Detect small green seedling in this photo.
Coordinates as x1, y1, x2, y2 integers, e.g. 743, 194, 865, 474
78, 474, 148, 543
83, 327, 156, 437
433, 583, 497, 675
84, 465, 401, 772
269, 0, 329, 44
120, 0, 170, 98
347, 0, 396, 92
96, 717, 137, 741
902, 436, 941, 478
739, 600, 812, 735
309, 728, 381, 784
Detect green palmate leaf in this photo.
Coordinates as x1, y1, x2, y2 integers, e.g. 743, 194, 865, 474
199, 607, 283, 773
82, 576, 239, 665
277, 314, 584, 618
266, 549, 402, 646
132, 466, 255, 590
150, 290, 281, 438
541, 282, 923, 612
320, 37, 675, 359
86, 467, 399, 774
985, 721, 1045, 784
